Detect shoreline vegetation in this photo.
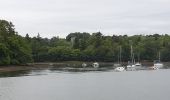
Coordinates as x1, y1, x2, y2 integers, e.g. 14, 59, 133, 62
1, 20, 170, 69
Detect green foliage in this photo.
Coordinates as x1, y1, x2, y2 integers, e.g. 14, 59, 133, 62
48, 46, 75, 61
66, 32, 90, 49
0, 43, 10, 65
1, 19, 170, 64
0, 20, 33, 65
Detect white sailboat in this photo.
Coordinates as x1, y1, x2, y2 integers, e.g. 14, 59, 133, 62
134, 53, 142, 70
114, 46, 125, 72
115, 67, 125, 72
135, 62, 142, 67
153, 52, 163, 69
127, 45, 136, 71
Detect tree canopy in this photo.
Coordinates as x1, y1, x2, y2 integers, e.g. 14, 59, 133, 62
0, 20, 32, 65
1, 19, 170, 65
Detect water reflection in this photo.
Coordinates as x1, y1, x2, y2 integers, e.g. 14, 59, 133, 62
0, 69, 51, 78
0, 66, 115, 78
0, 70, 30, 78
0, 64, 169, 78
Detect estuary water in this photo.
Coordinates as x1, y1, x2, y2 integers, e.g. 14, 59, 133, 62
0, 69, 170, 100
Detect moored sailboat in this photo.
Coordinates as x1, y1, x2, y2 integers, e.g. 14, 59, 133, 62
114, 46, 125, 72
153, 52, 163, 69
134, 53, 142, 70
126, 45, 136, 71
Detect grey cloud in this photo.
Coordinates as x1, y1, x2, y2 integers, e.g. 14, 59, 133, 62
0, 0, 170, 38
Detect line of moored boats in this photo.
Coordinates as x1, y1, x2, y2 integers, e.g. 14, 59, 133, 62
114, 45, 164, 72
82, 45, 164, 72
81, 60, 164, 72
114, 60, 164, 72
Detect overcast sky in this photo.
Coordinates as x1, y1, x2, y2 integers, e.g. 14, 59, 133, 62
0, 0, 170, 38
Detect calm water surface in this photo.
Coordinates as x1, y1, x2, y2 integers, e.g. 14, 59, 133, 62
0, 69, 170, 100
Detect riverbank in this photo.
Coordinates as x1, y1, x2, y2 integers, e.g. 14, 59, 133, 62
0, 65, 47, 73
0, 61, 169, 73
0, 61, 114, 73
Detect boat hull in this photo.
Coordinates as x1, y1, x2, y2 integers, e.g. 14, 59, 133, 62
154, 63, 163, 69
115, 67, 125, 72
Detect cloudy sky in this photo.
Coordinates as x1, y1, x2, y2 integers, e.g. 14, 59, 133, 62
0, 0, 170, 38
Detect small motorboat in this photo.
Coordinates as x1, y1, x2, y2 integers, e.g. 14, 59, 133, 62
92, 62, 99, 68
82, 63, 87, 68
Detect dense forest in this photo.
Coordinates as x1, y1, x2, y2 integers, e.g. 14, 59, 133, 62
1, 20, 170, 65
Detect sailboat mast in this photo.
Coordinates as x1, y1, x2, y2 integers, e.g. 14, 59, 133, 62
118, 54, 119, 64
138, 53, 140, 62
133, 53, 135, 64
120, 46, 122, 64
159, 51, 160, 62
131, 45, 133, 64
